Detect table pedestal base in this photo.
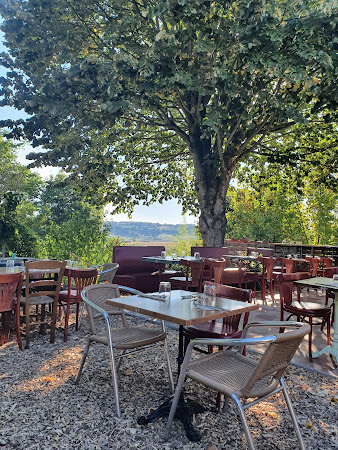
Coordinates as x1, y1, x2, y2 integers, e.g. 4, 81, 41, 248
137, 396, 207, 442
309, 345, 338, 367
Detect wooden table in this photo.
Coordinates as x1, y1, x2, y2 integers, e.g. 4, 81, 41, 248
294, 277, 338, 361
106, 290, 258, 441
0, 267, 24, 274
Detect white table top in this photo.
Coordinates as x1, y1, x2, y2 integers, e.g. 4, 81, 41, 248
106, 290, 258, 326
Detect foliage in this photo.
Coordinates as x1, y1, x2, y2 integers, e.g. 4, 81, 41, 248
0, 133, 42, 255
0, 0, 337, 244
226, 154, 338, 244
169, 223, 202, 255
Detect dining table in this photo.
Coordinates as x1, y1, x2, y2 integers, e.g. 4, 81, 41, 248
106, 289, 258, 441
294, 276, 338, 363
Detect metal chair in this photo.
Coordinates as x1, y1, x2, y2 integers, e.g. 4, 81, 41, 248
0, 272, 23, 349
165, 321, 310, 450
96, 263, 119, 284
76, 283, 174, 418
21, 260, 66, 348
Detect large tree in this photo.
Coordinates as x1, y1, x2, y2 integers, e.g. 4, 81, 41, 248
0, 0, 337, 245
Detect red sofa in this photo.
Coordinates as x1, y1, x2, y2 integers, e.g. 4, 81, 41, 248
112, 246, 181, 293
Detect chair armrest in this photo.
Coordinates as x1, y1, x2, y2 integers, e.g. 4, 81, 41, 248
241, 320, 304, 339
187, 336, 276, 353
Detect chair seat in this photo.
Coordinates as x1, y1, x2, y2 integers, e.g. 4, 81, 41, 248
288, 302, 331, 315
59, 289, 78, 302
89, 326, 166, 350
20, 295, 54, 306
184, 322, 242, 340
187, 350, 274, 399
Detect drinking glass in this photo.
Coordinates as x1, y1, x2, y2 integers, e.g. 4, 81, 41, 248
181, 251, 187, 259
204, 283, 216, 304
159, 281, 171, 300
172, 252, 177, 259
194, 252, 200, 260
6, 259, 15, 272
333, 274, 338, 284
161, 250, 166, 259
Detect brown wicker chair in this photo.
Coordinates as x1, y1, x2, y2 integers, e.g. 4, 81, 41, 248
76, 283, 174, 418
165, 321, 310, 450
0, 272, 23, 349
21, 260, 66, 349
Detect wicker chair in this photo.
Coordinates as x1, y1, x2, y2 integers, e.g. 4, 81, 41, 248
21, 260, 66, 349
0, 272, 23, 349
165, 321, 310, 450
93, 263, 120, 284
76, 283, 174, 418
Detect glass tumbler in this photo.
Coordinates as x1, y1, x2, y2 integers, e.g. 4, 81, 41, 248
204, 284, 216, 305
159, 281, 171, 300
194, 252, 200, 260
6, 259, 15, 272
161, 251, 166, 259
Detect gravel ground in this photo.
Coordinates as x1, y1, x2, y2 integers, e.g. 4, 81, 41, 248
0, 312, 337, 450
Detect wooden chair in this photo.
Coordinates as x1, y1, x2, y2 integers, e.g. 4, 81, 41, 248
21, 260, 66, 349
245, 257, 277, 302
277, 272, 331, 362
76, 283, 174, 418
170, 259, 205, 292
0, 272, 23, 350
183, 282, 252, 353
59, 267, 98, 341
165, 322, 310, 450
281, 258, 294, 274
204, 259, 227, 284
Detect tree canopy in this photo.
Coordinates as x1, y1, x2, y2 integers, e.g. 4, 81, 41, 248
0, 0, 337, 244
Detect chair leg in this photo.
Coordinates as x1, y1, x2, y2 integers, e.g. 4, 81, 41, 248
163, 340, 174, 394
107, 339, 121, 418
281, 378, 306, 450
232, 394, 255, 450
14, 307, 22, 351
25, 302, 30, 349
75, 341, 91, 384
75, 303, 80, 330
39, 305, 46, 334
308, 317, 313, 362
50, 300, 57, 344
222, 396, 230, 413
77, 302, 86, 330
64, 302, 71, 342
1, 313, 6, 346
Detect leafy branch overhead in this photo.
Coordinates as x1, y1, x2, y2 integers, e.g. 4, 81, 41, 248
0, 0, 337, 244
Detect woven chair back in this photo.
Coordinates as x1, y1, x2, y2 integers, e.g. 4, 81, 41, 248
241, 323, 310, 398
82, 283, 120, 334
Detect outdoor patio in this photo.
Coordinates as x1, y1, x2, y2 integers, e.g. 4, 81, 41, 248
0, 306, 337, 449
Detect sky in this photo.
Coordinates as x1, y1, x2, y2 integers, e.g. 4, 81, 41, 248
0, 30, 197, 225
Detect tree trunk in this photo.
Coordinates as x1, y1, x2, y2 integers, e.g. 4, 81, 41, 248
189, 131, 232, 247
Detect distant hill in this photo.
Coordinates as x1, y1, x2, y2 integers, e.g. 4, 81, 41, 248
106, 221, 196, 242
